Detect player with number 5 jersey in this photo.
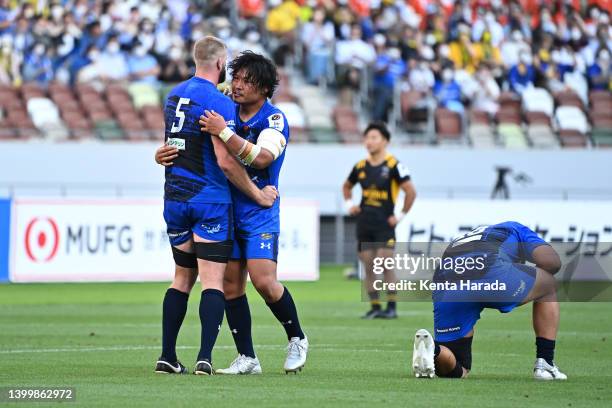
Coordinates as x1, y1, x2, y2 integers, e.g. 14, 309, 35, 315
155, 37, 278, 377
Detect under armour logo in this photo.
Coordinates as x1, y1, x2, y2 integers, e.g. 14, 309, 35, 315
231, 329, 238, 334
260, 242, 271, 250
282, 320, 292, 326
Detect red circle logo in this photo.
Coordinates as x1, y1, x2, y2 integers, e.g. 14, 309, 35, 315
25, 217, 60, 262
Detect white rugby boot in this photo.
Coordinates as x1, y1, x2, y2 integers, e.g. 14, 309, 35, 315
284, 336, 308, 374
533, 358, 567, 380
215, 355, 262, 375
412, 329, 435, 378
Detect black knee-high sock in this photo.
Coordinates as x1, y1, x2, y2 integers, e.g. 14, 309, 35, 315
536, 337, 556, 365
197, 289, 225, 362
267, 287, 305, 340
161, 288, 189, 362
225, 295, 256, 358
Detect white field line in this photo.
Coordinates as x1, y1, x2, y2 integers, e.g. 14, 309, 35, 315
0, 344, 405, 355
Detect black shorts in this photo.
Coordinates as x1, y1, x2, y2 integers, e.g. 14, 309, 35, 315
356, 217, 395, 251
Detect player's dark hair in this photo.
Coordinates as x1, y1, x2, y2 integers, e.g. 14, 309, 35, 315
228, 51, 279, 99
363, 121, 391, 141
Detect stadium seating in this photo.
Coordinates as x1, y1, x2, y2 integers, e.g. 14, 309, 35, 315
435, 108, 463, 144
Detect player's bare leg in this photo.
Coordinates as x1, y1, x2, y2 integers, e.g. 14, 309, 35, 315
216, 259, 262, 375
248, 259, 308, 374
520, 268, 567, 380
359, 249, 383, 318
378, 247, 398, 318
156, 239, 196, 374
193, 235, 228, 376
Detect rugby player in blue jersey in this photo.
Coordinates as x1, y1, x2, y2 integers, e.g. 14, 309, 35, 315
154, 37, 278, 376
157, 51, 308, 375
412, 222, 567, 380
200, 51, 308, 375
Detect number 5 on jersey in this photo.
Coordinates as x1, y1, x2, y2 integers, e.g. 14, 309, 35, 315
171, 97, 190, 133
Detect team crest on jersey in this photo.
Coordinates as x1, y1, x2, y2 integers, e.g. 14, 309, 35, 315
260, 233, 273, 240
358, 171, 366, 179
268, 113, 284, 131
380, 166, 389, 179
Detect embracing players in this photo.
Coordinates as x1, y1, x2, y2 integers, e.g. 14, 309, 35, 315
157, 51, 308, 374
412, 222, 567, 380
154, 37, 278, 376
343, 122, 417, 319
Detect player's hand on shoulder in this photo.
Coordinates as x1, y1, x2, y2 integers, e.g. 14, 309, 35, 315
257, 185, 279, 208
349, 205, 361, 216
200, 110, 226, 136
155, 145, 179, 167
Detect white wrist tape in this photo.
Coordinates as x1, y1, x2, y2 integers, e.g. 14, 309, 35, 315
344, 199, 355, 212
396, 211, 408, 223
237, 141, 262, 165
219, 127, 234, 143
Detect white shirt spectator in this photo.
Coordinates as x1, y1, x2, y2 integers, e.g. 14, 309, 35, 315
408, 62, 434, 92
472, 13, 504, 47
501, 31, 531, 68
98, 41, 128, 81
335, 39, 376, 69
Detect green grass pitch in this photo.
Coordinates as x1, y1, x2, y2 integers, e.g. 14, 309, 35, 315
1, 266, 611, 407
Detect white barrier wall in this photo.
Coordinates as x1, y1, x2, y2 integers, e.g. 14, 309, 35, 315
10, 198, 319, 283
2, 142, 612, 214
395, 199, 612, 243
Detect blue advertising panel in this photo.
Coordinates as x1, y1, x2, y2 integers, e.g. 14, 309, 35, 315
0, 198, 10, 282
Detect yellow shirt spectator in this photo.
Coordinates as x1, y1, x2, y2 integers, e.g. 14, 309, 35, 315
266, 0, 302, 35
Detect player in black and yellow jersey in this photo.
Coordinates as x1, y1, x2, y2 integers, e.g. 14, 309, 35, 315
343, 122, 417, 319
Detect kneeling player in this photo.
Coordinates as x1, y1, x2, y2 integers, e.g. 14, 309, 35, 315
412, 221, 567, 380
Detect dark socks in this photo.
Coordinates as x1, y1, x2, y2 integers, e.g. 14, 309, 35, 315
386, 290, 397, 311
536, 337, 556, 365
368, 291, 381, 311
225, 295, 256, 358
267, 287, 305, 340
161, 288, 189, 362
197, 289, 225, 362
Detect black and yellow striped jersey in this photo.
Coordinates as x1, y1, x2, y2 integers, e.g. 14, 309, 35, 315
347, 154, 411, 221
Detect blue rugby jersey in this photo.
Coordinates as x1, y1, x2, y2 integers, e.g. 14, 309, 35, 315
231, 100, 289, 234
163, 77, 236, 203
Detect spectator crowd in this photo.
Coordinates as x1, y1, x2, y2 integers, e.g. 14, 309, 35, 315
0, 0, 610, 126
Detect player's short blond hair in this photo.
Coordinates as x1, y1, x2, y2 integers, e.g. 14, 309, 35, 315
192, 36, 226, 68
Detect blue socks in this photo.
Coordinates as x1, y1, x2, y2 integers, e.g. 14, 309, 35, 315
161, 288, 189, 363
197, 289, 225, 362
267, 287, 305, 340
225, 295, 256, 358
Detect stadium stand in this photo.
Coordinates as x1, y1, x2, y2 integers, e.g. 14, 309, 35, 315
0, 0, 609, 148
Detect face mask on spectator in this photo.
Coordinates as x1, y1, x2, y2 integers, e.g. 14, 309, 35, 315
599, 14, 610, 25
192, 30, 204, 41
169, 47, 182, 61
51, 5, 63, 21
24, 8, 34, 19
485, 13, 495, 24
246, 31, 260, 43
571, 27, 582, 41
520, 52, 532, 65
33, 44, 45, 56
442, 69, 453, 82
591, 8, 601, 21
388, 48, 400, 60
134, 46, 147, 57
107, 42, 120, 54
512, 30, 523, 42
438, 44, 450, 59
